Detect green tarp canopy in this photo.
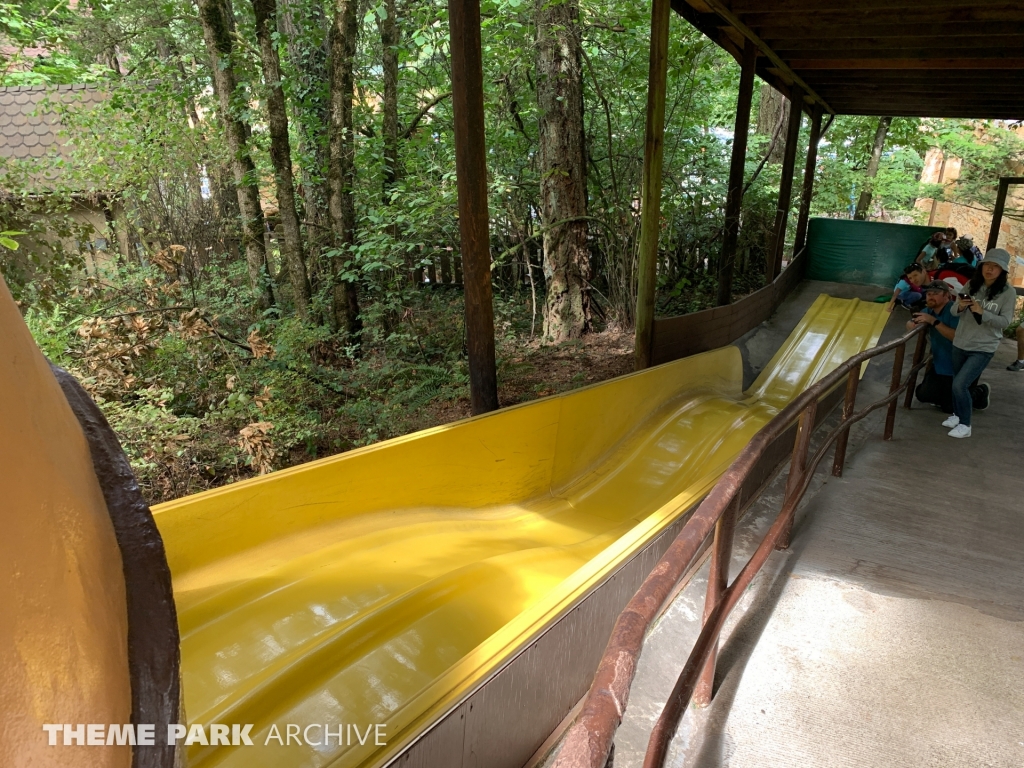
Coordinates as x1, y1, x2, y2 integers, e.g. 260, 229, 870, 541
805, 218, 940, 287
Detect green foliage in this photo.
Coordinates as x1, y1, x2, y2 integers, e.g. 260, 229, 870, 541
0, 1, 111, 84
933, 120, 1024, 209
0, 229, 23, 249
812, 116, 931, 220
3, 0, 1019, 503
0, 192, 91, 310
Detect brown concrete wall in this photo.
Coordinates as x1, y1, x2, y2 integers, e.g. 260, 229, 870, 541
7, 199, 118, 281
915, 147, 1024, 288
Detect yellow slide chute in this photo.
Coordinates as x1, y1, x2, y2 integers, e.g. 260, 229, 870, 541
152, 295, 888, 767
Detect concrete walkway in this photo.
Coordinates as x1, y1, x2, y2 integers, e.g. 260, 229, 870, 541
540, 288, 1024, 768
666, 320, 1024, 767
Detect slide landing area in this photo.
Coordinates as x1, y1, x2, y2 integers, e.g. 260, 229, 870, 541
152, 295, 888, 767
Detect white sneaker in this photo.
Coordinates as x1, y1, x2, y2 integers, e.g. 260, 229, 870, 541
948, 424, 972, 439
941, 414, 960, 428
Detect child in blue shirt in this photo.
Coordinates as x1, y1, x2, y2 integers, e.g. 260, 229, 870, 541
888, 263, 927, 310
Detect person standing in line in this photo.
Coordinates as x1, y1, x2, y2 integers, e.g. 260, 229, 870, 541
1007, 323, 1024, 372
943, 248, 1017, 438
916, 232, 946, 271
954, 235, 983, 266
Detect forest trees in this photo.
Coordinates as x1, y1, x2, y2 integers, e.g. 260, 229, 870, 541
4, 0, 1022, 496
5, 0, 978, 343
252, 0, 313, 319
535, 0, 590, 341
197, 0, 275, 309
328, 0, 362, 339
853, 116, 893, 221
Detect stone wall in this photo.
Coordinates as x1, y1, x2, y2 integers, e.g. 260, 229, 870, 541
915, 147, 1024, 288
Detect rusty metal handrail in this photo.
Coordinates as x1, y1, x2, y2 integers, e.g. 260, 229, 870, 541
552, 323, 928, 768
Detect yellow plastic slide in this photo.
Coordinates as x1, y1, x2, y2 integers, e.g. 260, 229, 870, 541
152, 295, 888, 768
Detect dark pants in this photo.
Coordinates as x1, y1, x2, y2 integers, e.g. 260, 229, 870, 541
951, 347, 995, 426
915, 365, 985, 414
898, 289, 923, 307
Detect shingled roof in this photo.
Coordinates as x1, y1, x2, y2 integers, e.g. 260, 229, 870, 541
0, 84, 108, 193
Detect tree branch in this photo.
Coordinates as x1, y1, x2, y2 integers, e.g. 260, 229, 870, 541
401, 92, 452, 139
742, 100, 788, 197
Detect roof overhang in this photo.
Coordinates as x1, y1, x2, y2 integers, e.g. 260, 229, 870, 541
672, 0, 1024, 119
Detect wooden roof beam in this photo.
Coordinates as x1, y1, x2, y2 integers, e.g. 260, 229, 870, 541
775, 48, 1024, 61
769, 35, 1024, 53
804, 70, 1024, 80
820, 100, 1024, 109
791, 58, 1024, 70
829, 109, 1024, 119
740, 7, 1024, 25
827, 101, 1024, 112
675, 0, 832, 113
750, 20, 1017, 39
804, 79, 1024, 91
731, 0, 1014, 11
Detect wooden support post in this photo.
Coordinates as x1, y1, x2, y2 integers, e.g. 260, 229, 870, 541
831, 368, 860, 478
694, 497, 737, 708
776, 400, 816, 551
440, 251, 452, 284
987, 177, 1010, 252
716, 39, 757, 308
768, 97, 804, 280
904, 329, 927, 409
448, 0, 498, 414
633, 0, 672, 371
883, 342, 905, 441
792, 105, 822, 261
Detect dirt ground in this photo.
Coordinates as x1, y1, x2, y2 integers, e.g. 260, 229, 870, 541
164, 329, 637, 503
419, 328, 636, 426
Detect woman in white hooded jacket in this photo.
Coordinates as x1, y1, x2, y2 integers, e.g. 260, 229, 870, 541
944, 248, 1017, 438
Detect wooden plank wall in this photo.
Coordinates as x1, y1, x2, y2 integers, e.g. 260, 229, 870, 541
650, 250, 807, 366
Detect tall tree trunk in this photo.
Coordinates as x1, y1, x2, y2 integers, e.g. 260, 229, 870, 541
328, 0, 362, 341
277, 0, 332, 294
854, 116, 892, 221
378, 0, 400, 194
756, 83, 788, 164
199, 31, 242, 258
536, 0, 590, 342
377, 0, 410, 284
198, 0, 274, 308
154, 36, 206, 208
252, 0, 313, 320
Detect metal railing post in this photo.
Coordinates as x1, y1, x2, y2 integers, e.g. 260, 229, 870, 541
831, 368, 860, 477
776, 400, 817, 551
693, 496, 738, 708
552, 325, 928, 768
903, 329, 926, 409
883, 342, 906, 440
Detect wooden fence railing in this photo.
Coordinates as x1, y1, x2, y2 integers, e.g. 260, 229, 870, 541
650, 249, 807, 365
